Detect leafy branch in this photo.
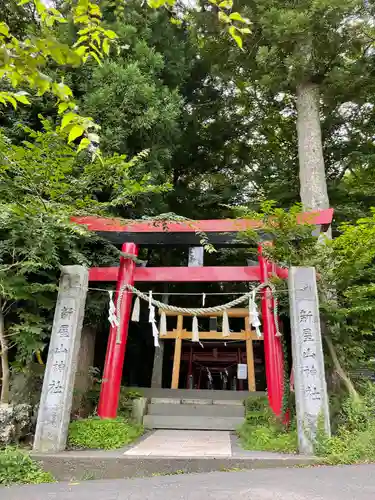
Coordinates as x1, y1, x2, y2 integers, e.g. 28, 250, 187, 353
0, 0, 118, 154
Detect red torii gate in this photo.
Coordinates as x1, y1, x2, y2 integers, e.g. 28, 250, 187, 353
73, 209, 333, 419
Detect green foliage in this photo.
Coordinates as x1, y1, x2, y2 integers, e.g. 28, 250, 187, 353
237, 206, 375, 461
233, 0, 368, 90
81, 59, 181, 174
315, 384, 375, 464
123, 389, 143, 400
0, 447, 54, 486
239, 396, 298, 454
206, 0, 251, 48
145, 0, 251, 48
0, 0, 252, 155
241, 379, 375, 465
0, 0, 120, 153
185, 0, 375, 221
241, 388, 375, 462
68, 417, 143, 450
235, 201, 317, 266
79, 382, 140, 418
244, 395, 269, 413
0, 120, 168, 403
118, 388, 140, 416
322, 212, 375, 371
235, 204, 375, 383
0, 122, 167, 214
76, 4, 186, 185
239, 424, 298, 454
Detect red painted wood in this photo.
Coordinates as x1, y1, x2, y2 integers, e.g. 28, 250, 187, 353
258, 245, 284, 419
72, 216, 259, 232
275, 266, 289, 279
97, 243, 138, 419
296, 208, 334, 226
72, 209, 333, 233
267, 262, 289, 280
89, 265, 262, 282
89, 267, 119, 282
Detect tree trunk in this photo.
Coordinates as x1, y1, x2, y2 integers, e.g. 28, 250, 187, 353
324, 334, 360, 402
0, 300, 10, 404
296, 82, 330, 213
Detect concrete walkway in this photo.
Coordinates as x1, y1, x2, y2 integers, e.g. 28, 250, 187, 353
31, 431, 315, 481
124, 430, 232, 457
3, 464, 375, 499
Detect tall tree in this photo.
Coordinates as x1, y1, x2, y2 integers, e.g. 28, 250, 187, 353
77, 5, 187, 185
194, 0, 372, 217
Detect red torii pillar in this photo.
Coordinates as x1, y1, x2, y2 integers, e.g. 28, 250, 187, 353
98, 242, 139, 419
258, 245, 284, 417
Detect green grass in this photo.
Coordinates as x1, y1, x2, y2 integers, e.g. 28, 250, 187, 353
0, 447, 55, 486
151, 469, 185, 477
68, 416, 144, 450
238, 396, 298, 454
238, 423, 298, 454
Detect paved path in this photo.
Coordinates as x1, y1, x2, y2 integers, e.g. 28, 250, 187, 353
3, 464, 375, 499
124, 430, 232, 457
122, 430, 292, 459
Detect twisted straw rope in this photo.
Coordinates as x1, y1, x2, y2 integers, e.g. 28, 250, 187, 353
115, 282, 281, 342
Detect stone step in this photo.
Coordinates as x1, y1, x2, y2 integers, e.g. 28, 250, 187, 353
150, 398, 181, 405
148, 403, 245, 418
212, 399, 243, 406
150, 398, 244, 406
143, 415, 244, 430
130, 387, 266, 401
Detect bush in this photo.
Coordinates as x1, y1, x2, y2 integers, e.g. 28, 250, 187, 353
80, 386, 140, 419
315, 383, 375, 464
68, 417, 143, 450
244, 395, 269, 413
315, 422, 375, 464
0, 447, 54, 486
123, 389, 142, 400
118, 387, 142, 417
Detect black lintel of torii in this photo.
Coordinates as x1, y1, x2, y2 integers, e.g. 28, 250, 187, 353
95, 230, 272, 247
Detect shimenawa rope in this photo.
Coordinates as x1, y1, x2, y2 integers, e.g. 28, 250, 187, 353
114, 282, 281, 343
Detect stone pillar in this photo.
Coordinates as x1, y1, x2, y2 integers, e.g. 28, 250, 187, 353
33, 266, 88, 453
188, 247, 204, 267
72, 326, 96, 418
288, 266, 330, 455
